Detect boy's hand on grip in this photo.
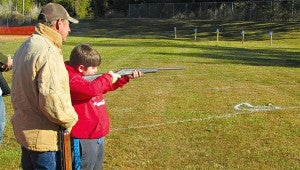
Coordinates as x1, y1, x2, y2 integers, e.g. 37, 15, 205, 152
109, 71, 121, 83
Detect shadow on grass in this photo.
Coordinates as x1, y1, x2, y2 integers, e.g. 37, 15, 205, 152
68, 18, 299, 68
155, 45, 300, 68
65, 39, 299, 68
71, 18, 299, 41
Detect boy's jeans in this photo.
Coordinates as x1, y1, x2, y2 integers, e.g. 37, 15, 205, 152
21, 147, 59, 170
0, 96, 6, 144
72, 138, 105, 170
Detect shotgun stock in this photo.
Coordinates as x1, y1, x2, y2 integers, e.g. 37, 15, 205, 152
83, 67, 184, 81
59, 128, 72, 170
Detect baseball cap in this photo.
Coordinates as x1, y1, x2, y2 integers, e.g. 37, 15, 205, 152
39, 3, 79, 24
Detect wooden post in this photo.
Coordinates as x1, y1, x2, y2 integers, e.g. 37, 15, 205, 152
269, 31, 273, 46
216, 29, 220, 42
22, 0, 25, 16
174, 27, 177, 39
194, 28, 197, 40
241, 30, 245, 44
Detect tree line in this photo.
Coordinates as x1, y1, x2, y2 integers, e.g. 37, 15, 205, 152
0, 0, 298, 25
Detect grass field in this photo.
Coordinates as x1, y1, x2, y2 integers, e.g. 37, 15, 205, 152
0, 19, 299, 169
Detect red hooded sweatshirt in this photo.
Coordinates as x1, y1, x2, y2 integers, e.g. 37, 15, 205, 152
65, 63, 130, 139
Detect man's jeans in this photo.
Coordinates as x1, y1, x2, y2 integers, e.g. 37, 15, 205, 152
0, 96, 6, 144
21, 147, 59, 170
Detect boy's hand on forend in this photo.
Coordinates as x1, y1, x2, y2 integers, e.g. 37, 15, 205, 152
109, 71, 121, 83
128, 70, 142, 79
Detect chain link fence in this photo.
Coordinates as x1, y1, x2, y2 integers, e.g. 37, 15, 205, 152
128, 1, 299, 21
0, 2, 40, 26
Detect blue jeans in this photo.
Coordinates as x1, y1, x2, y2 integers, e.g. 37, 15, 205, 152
0, 96, 6, 144
21, 147, 60, 170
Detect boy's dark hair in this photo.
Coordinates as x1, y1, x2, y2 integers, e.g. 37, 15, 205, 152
69, 44, 101, 68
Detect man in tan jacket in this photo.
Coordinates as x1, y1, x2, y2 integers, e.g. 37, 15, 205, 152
11, 3, 78, 169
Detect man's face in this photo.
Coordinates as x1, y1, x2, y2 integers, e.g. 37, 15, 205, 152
57, 19, 71, 41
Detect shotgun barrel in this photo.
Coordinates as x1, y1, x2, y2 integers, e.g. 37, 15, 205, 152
83, 67, 184, 81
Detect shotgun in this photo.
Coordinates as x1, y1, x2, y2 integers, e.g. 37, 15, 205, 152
83, 67, 184, 81
59, 127, 72, 170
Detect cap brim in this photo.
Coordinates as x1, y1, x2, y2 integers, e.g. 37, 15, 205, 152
68, 16, 79, 24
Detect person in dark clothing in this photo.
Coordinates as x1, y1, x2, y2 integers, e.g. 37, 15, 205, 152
0, 53, 12, 144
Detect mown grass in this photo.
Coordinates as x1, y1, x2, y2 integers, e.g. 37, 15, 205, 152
0, 19, 299, 169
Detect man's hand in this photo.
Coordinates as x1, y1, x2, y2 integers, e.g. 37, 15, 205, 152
109, 71, 121, 83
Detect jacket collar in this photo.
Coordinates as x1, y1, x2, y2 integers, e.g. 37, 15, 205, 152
65, 62, 80, 75
35, 23, 62, 48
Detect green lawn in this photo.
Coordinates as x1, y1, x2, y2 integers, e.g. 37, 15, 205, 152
0, 19, 299, 169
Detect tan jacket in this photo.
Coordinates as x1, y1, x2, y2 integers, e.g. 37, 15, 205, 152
11, 23, 78, 152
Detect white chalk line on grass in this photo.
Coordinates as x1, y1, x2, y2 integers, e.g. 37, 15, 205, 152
111, 112, 244, 132
111, 102, 300, 132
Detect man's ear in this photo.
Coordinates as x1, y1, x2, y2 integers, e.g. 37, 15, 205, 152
55, 20, 60, 30
55, 19, 64, 30
77, 65, 85, 73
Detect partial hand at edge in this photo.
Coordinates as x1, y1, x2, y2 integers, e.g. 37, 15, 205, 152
6, 55, 13, 68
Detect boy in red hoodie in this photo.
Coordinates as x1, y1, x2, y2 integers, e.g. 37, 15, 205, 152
65, 44, 141, 169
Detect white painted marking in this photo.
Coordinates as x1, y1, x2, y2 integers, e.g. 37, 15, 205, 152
234, 102, 300, 112
111, 103, 300, 132
111, 112, 244, 131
